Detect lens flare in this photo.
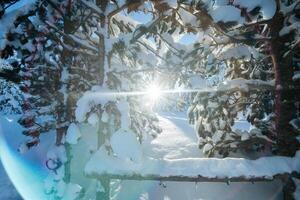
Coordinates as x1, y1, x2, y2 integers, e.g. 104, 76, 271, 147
146, 84, 162, 101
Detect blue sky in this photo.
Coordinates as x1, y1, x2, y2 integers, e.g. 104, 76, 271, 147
125, 10, 197, 45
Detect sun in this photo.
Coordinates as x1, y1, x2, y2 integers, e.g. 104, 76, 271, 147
146, 84, 162, 102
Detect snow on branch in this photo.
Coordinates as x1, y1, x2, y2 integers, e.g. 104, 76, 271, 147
45, 21, 99, 53
217, 78, 275, 93
130, 16, 163, 44
192, 79, 274, 101
86, 149, 300, 182
75, 87, 118, 122
0, 0, 36, 49
79, 0, 103, 16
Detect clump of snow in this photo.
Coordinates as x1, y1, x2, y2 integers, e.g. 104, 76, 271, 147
212, 131, 223, 144
293, 71, 300, 81
101, 110, 110, 123
177, 8, 198, 27
218, 45, 259, 60
44, 145, 69, 198
218, 78, 274, 93
47, 145, 67, 163
289, 118, 300, 132
210, 0, 276, 24
0, 59, 13, 71
66, 123, 81, 144
17, 142, 29, 154
96, 181, 105, 193
46, 179, 82, 199
44, 144, 82, 199
110, 129, 142, 162
241, 133, 250, 141
87, 113, 99, 127
61, 183, 82, 200
45, 145, 67, 182
233, 0, 276, 20
210, 6, 244, 23
202, 143, 213, 154
56, 180, 66, 197
75, 87, 117, 122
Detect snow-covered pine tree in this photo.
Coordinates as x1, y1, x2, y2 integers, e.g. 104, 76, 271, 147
0, 0, 59, 151
1, 1, 172, 198
2, 0, 299, 199
179, 0, 300, 160
145, 0, 276, 157
42, 1, 181, 199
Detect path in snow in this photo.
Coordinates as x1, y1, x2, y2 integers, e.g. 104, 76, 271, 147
143, 112, 201, 159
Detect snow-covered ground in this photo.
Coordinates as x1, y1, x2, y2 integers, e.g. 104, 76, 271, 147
113, 112, 283, 200
0, 115, 53, 200
143, 112, 200, 159
0, 162, 22, 200
0, 112, 286, 199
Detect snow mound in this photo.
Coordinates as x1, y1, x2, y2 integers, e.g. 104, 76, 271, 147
66, 123, 81, 144
111, 129, 142, 162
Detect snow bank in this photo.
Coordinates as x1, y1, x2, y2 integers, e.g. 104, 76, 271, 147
86, 149, 300, 180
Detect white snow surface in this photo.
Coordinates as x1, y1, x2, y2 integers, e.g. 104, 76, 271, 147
79, 112, 286, 199
293, 71, 300, 81
66, 123, 82, 145
210, 0, 276, 24
86, 112, 299, 179
0, 162, 22, 200
218, 45, 259, 60
87, 113, 99, 127
210, 6, 244, 23
69, 112, 286, 199
86, 148, 300, 180
75, 87, 117, 122
233, 0, 276, 20
111, 129, 143, 162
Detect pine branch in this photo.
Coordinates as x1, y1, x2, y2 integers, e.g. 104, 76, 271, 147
45, 21, 99, 52
79, 0, 103, 16
130, 16, 164, 44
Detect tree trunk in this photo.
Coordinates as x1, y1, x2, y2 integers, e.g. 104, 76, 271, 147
269, 2, 299, 199
269, 3, 298, 157
57, 2, 74, 183
95, 2, 110, 199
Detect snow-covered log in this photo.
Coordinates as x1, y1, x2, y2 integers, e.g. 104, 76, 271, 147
86, 149, 300, 183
